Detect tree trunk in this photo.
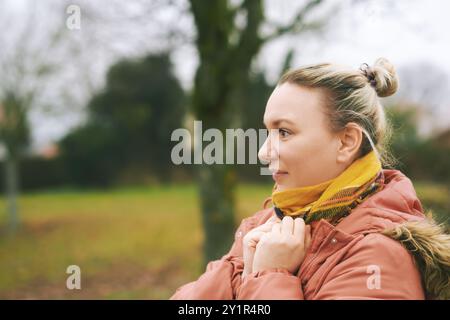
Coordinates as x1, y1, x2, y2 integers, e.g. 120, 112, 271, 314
4, 154, 19, 233
189, 0, 264, 267
188, 0, 326, 267
198, 163, 237, 266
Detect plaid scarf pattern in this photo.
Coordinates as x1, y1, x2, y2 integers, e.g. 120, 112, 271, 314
272, 151, 384, 225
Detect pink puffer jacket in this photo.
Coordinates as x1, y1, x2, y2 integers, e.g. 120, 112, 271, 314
170, 170, 427, 299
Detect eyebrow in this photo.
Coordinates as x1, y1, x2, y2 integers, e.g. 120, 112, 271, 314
263, 118, 296, 128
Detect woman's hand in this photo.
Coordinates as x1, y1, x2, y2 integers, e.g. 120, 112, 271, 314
242, 215, 280, 279
252, 216, 311, 275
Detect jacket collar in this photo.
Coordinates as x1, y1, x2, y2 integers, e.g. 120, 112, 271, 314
307, 170, 425, 251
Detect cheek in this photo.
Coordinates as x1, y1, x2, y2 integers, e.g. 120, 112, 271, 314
281, 133, 325, 157
280, 133, 337, 171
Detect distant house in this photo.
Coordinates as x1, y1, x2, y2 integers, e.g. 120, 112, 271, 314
39, 144, 60, 160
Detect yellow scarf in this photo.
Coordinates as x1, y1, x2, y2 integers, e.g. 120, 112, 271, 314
272, 151, 383, 224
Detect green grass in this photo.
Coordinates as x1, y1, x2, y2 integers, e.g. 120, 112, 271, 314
0, 182, 447, 299
0, 183, 272, 299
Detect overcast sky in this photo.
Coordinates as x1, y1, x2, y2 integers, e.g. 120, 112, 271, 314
2, 0, 450, 154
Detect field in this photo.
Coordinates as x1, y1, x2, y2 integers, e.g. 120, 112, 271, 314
0, 182, 448, 299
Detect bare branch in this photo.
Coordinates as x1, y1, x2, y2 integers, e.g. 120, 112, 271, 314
228, 0, 264, 71
262, 0, 325, 42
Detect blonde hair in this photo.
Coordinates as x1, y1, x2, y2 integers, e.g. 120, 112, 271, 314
279, 57, 399, 166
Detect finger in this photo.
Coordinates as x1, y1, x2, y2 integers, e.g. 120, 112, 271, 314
250, 218, 276, 234
254, 219, 277, 233
269, 215, 281, 223
266, 215, 281, 226
271, 222, 281, 234
293, 217, 305, 239
281, 216, 294, 235
257, 233, 270, 247
248, 230, 267, 248
263, 216, 279, 227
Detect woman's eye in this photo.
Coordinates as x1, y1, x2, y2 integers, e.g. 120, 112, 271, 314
278, 128, 290, 138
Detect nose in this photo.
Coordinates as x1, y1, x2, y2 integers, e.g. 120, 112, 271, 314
258, 130, 278, 164
258, 137, 270, 164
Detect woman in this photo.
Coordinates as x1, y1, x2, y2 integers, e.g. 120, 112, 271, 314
170, 58, 450, 300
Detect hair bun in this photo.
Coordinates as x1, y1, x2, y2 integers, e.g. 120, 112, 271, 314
361, 58, 399, 97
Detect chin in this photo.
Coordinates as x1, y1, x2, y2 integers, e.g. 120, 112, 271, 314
275, 184, 288, 192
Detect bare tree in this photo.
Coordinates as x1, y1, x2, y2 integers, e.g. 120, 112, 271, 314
0, 1, 83, 232
0, 0, 190, 234
188, 0, 334, 264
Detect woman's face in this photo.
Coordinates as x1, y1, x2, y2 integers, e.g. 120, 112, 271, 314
258, 83, 346, 192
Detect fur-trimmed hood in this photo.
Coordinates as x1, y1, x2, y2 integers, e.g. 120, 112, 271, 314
383, 218, 450, 300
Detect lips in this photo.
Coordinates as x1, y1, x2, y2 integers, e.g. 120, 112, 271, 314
271, 170, 288, 181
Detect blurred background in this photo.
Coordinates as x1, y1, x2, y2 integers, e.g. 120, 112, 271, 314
0, 0, 449, 299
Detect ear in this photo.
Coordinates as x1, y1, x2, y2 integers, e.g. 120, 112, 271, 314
336, 122, 363, 164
